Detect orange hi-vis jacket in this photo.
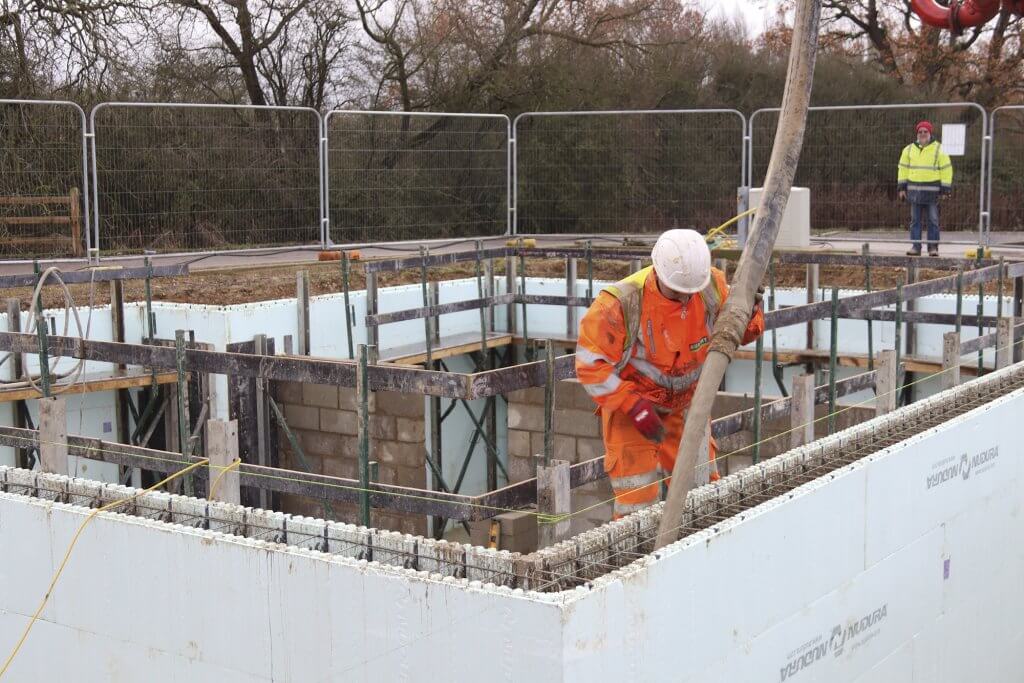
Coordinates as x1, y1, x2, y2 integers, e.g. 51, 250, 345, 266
576, 266, 764, 415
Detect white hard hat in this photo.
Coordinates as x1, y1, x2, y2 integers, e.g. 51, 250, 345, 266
651, 229, 711, 294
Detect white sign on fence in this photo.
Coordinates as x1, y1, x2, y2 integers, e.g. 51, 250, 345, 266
942, 123, 966, 155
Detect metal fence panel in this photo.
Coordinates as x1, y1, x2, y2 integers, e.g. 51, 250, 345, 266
0, 100, 89, 260
514, 110, 746, 235
988, 106, 1024, 233
325, 111, 509, 244
91, 103, 322, 255
750, 103, 987, 237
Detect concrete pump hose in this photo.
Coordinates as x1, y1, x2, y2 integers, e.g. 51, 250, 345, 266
655, 0, 822, 551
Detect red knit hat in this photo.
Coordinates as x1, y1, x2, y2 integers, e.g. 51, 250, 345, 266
916, 120, 933, 134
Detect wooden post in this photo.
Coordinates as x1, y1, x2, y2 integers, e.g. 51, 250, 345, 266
875, 349, 898, 416
38, 396, 68, 475
296, 270, 311, 356
996, 317, 1014, 370
941, 331, 961, 391
536, 458, 570, 548
790, 373, 816, 448
206, 419, 240, 504
69, 187, 82, 257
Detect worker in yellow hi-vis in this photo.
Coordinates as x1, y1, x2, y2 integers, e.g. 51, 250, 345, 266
898, 120, 953, 257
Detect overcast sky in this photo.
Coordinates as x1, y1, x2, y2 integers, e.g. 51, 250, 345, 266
705, 0, 782, 34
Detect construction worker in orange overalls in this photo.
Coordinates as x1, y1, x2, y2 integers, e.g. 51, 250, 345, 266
576, 229, 764, 519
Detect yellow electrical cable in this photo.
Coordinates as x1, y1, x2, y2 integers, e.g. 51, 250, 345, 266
208, 457, 241, 501
705, 207, 757, 243
0, 457, 210, 679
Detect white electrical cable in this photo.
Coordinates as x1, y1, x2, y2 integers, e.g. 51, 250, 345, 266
0, 267, 97, 396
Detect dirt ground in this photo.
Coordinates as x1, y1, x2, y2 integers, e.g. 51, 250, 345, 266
2, 257, 1006, 310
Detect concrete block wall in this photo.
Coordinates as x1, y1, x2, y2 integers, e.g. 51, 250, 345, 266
506, 379, 614, 534
272, 380, 427, 535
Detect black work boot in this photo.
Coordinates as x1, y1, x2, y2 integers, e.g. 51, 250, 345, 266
927, 244, 939, 256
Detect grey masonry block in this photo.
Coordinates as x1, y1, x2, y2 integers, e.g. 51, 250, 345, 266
339, 386, 375, 412
369, 415, 397, 441
507, 429, 531, 459
506, 387, 544, 405
507, 403, 545, 432
319, 408, 358, 436
284, 403, 320, 431
576, 437, 604, 462
375, 391, 424, 418
378, 440, 425, 467
297, 431, 345, 459
275, 380, 304, 405
323, 454, 358, 479
556, 409, 601, 438
301, 383, 338, 409
395, 417, 425, 443
507, 454, 534, 484
378, 464, 426, 489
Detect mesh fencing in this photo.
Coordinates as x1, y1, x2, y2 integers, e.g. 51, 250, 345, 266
750, 104, 986, 235
325, 111, 509, 244
91, 104, 322, 254
513, 110, 745, 235
988, 106, 1024, 233
0, 101, 89, 259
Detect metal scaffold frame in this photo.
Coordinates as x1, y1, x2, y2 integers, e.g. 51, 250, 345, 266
0, 244, 1021, 531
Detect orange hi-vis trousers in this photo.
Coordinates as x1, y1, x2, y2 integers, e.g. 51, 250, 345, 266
601, 407, 718, 519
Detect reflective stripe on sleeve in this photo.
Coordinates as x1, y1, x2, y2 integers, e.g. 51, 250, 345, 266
582, 372, 622, 397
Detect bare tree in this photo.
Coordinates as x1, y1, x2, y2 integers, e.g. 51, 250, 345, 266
150, 0, 355, 107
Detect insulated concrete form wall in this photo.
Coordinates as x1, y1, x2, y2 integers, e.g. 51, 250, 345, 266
0, 365, 1020, 681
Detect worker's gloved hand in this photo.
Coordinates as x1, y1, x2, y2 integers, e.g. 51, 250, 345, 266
627, 398, 665, 443
898, 190, 907, 201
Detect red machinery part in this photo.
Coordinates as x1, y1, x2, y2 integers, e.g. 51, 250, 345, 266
911, 0, 1023, 31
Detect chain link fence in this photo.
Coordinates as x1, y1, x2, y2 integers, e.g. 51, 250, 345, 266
513, 110, 746, 235
0, 100, 89, 260
91, 103, 322, 255
325, 111, 509, 245
750, 103, 987, 237
988, 106, 1024, 234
